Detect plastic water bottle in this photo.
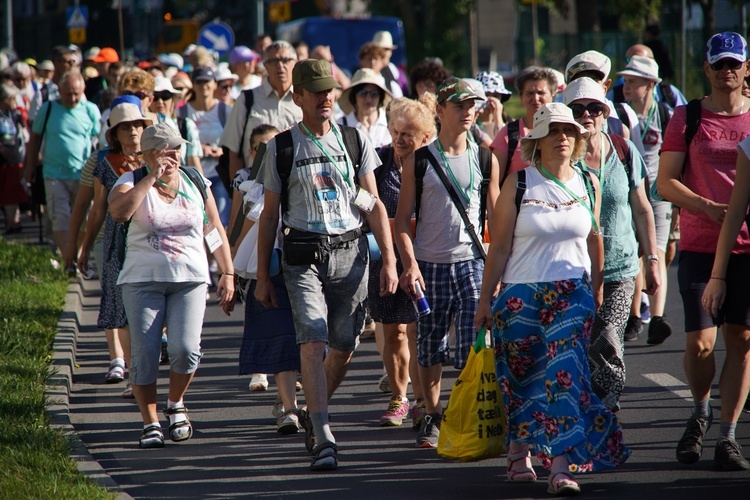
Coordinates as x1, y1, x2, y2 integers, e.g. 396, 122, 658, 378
411, 282, 431, 316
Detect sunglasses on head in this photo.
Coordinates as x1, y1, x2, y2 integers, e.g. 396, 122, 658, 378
123, 90, 150, 100
152, 91, 174, 102
357, 89, 380, 99
709, 58, 744, 71
569, 102, 605, 119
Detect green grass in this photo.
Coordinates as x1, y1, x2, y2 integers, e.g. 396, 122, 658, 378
0, 241, 111, 500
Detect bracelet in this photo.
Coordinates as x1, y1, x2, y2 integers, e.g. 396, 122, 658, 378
709, 276, 725, 281
221, 272, 235, 277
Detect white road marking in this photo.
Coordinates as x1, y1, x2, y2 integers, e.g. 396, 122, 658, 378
643, 373, 693, 401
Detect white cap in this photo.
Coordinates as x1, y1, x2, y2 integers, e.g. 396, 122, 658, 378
565, 50, 612, 83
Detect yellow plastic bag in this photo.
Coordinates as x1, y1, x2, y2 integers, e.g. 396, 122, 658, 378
437, 327, 507, 461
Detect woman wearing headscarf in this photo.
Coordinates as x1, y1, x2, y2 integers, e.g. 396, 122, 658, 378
475, 102, 629, 495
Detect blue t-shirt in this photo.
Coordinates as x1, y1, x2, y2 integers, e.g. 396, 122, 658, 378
32, 100, 101, 180
579, 135, 647, 283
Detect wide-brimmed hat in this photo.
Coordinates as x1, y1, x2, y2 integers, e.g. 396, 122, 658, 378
153, 76, 181, 95
338, 68, 392, 114
562, 77, 611, 118
105, 102, 152, 144
436, 76, 486, 105
292, 59, 341, 93
520, 102, 589, 145
37, 60, 54, 71
565, 50, 612, 83
215, 66, 239, 84
372, 31, 397, 50
617, 55, 662, 83
141, 122, 188, 152
476, 71, 512, 99
706, 32, 748, 64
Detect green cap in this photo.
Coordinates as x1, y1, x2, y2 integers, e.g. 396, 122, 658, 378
292, 59, 341, 93
436, 76, 485, 104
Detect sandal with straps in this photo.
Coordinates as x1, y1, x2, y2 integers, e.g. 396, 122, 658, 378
547, 471, 580, 496
139, 424, 164, 449
162, 406, 193, 442
310, 442, 338, 471
105, 360, 125, 384
298, 407, 316, 454
506, 450, 537, 482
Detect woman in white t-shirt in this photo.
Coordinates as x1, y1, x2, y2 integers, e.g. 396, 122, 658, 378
108, 123, 235, 449
475, 103, 629, 495
337, 68, 392, 149
180, 66, 233, 227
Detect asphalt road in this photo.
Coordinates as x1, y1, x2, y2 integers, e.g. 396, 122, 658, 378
64, 262, 750, 500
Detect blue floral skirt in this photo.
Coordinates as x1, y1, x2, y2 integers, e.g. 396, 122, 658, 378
493, 274, 630, 473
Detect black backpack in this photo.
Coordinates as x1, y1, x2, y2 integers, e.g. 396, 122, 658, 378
504, 119, 521, 186
274, 124, 363, 213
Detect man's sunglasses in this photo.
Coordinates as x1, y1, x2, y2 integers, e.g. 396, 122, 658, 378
569, 102, 605, 119
709, 58, 744, 71
123, 90, 150, 100
218, 84, 232, 91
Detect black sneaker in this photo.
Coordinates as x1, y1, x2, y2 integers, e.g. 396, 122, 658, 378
714, 438, 750, 471
676, 414, 712, 464
744, 396, 750, 414
647, 316, 672, 345
624, 316, 642, 342
416, 412, 441, 448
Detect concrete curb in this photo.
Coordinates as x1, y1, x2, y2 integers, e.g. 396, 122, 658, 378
45, 278, 134, 500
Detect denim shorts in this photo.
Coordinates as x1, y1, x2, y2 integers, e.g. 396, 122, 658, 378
283, 236, 369, 352
416, 259, 484, 370
121, 281, 206, 385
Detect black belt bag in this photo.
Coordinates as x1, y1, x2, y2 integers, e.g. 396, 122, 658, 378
282, 227, 363, 266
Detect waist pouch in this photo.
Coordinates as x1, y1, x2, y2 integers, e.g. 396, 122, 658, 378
282, 227, 363, 266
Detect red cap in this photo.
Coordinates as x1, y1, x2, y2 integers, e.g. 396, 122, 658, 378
92, 47, 119, 63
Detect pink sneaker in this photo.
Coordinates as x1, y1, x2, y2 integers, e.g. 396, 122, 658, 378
380, 396, 409, 426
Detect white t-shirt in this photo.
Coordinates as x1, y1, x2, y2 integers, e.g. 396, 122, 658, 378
257, 123, 380, 235
339, 110, 391, 149
112, 170, 211, 284
185, 102, 231, 178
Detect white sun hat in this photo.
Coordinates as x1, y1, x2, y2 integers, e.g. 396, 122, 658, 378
562, 76, 611, 118
520, 102, 589, 145
338, 68, 393, 115
616, 55, 662, 83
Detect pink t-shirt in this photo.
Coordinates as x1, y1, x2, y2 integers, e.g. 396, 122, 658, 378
661, 102, 750, 253
490, 119, 531, 176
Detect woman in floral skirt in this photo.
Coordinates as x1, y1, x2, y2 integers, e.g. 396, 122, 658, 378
474, 103, 630, 496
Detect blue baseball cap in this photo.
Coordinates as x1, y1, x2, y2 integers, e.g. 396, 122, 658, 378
706, 32, 748, 64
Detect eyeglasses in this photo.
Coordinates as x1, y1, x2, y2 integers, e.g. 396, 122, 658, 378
265, 57, 296, 66
709, 58, 744, 71
123, 90, 150, 100
357, 89, 380, 99
117, 121, 145, 130
218, 84, 232, 91
152, 91, 174, 102
569, 102, 605, 118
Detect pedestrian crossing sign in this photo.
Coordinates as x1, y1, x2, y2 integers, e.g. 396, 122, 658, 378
66, 6, 88, 29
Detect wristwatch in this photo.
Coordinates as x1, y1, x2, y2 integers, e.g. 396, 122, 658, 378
646, 254, 659, 262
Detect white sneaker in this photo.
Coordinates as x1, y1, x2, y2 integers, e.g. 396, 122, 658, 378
378, 373, 390, 393
249, 373, 268, 391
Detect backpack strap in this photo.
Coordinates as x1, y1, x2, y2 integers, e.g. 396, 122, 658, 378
515, 169, 526, 214
684, 98, 702, 150
179, 166, 208, 201
414, 146, 430, 227
339, 124, 362, 177
478, 146, 492, 238
607, 115, 624, 137
608, 133, 632, 180
275, 129, 294, 213
176, 117, 188, 142
659, 82, 677, 109
375, 146, 395, 196
657, 101, 671, 136
613, 83, 625, 104
580, 169, 596, 211
177, 105, 187, 120
218, 102, 227, 127
504, 119, 520, 185
39, 100, 53, 138
239, 89, 255, 162
614, 103, 630, 129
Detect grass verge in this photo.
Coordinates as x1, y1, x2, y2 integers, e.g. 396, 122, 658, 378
0, 240, 111, 499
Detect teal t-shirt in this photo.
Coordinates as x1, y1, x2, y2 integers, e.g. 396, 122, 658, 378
579, 135, 646, 283
32, 100, 101, 180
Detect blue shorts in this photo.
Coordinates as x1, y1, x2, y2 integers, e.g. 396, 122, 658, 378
416, 259, 484, 370
283, 237, 369, 352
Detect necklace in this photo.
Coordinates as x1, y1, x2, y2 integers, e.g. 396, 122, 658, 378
709, 94, 745, 115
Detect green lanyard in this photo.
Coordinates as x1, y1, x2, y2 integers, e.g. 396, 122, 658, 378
639, 102, 657, 142
435, 138, 477, 208
147, 167, 209, 225
300, 121, 353, 188
538, 165, 599, 233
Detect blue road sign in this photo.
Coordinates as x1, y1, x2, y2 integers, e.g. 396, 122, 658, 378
198, 22, 235, 57
66, 6, 88, 29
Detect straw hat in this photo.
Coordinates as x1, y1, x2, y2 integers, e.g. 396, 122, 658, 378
520, 102, 589, 145
105, 102, 152, 144
338, 68, 393, 115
